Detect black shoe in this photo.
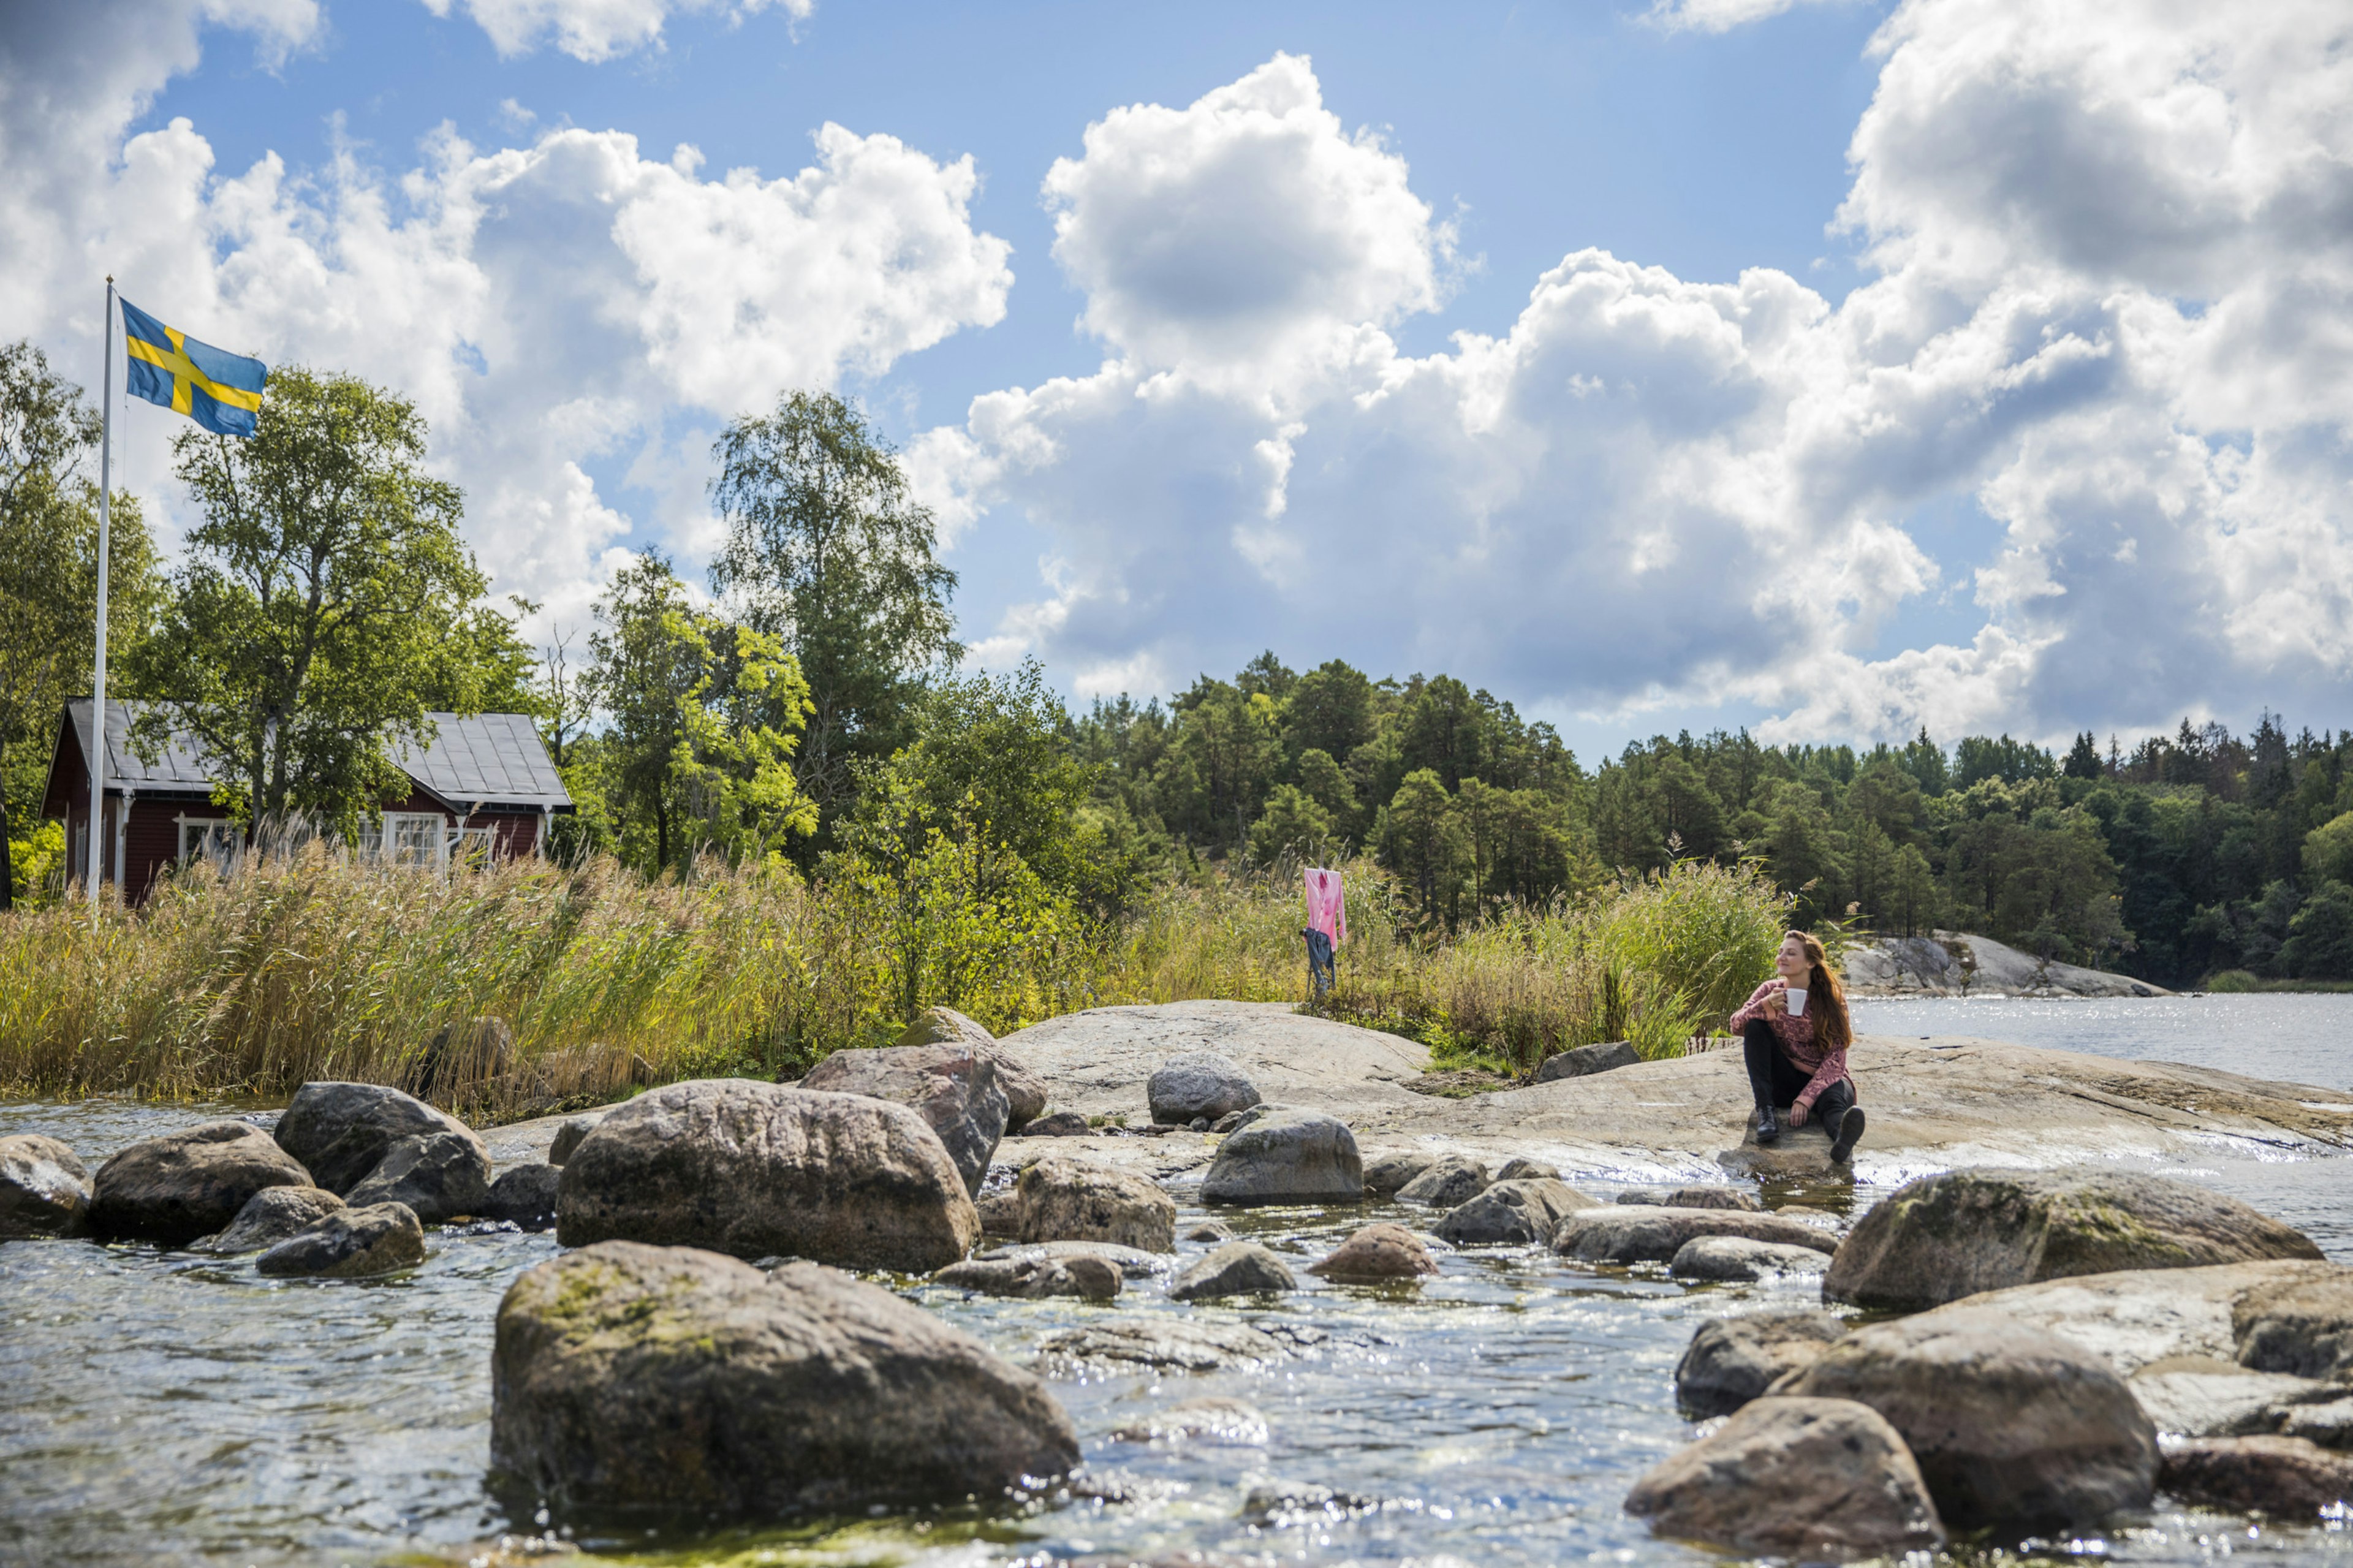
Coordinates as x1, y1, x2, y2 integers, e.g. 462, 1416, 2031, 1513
1828, 1106, 1866, 1164
1754, 1104, 1780, 1145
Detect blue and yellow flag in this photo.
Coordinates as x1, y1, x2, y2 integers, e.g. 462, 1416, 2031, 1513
121, 300, 268, 438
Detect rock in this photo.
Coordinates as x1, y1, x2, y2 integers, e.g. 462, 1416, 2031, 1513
1779, 1306, 2159, 1531
1616, 1185, 1762, 1212
1624, 1396, 1945, 1560
1308, 1222, 1439, 1281
1436, 1178, 1594, 1246
1169, 1242, 1296, 1300
1825, 1168, 2324, 1311
274, 1081, 490, 1199
933, 1254, 1121, 1300
800, 1043, 1010, 1197
256, 1201, 426, 1278
346, 1129, 494, 1222
1022, 1110, 1090, 1138
493, 1241, 1078, 1518
1009, 1156, 1176, 1251
89, 1120, 314, 1246
0, 1134, 92, 1238
1242, 1482, 1379, 1524
1535, 1040, 1640, 1081
1035, 1319, 1289, 1375
193, 1186, 347, 1253
1183, 1219, 1233, 1243
413, 1015, 515, 1102
1395, 1155, 1491, 1208
1555, 1205, 1836, 1265
547, 1116, 604, 1165
2160, 1436, 2353, 1516
1146, 1051, 1262, 1126
483, 1164, 561, 1230
1673, 1309, 1847, 1416
1495, 1156, 1559, 1180
894, 1006, 1050, 1134
2129, 1365, 2327, 1437
973, 1240, 1167, 1279
1200, 1109, 1362, 1205
2279, 1397, 2353, 1449
2233, 1268, 2353, 1379
976, 1191, 1024, 1236
1362, 1151, 1438, 1195
1672, 1235, 1833, 1282
555, 1080, 979, 1273
1108, 1396, 1269, 1445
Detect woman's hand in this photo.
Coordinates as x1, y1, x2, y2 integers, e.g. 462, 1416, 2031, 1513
1789, 1099, 1811, 1128
1763, 987, 1788, 1017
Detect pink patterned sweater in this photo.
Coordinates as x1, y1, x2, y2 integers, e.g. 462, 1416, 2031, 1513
1728, 978, 1851, 1109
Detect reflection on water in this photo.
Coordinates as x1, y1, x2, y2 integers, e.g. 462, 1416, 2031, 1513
4, 998, 2352, 1568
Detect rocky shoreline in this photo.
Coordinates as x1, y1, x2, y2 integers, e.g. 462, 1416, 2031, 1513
1844, 930, 2171, 997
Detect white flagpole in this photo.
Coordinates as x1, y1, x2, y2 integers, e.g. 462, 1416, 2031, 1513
88, 277, 115, 921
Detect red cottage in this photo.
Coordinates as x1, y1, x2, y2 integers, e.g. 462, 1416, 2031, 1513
39, 699, 574, 904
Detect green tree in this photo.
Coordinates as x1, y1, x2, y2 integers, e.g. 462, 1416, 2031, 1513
2303, 810, 2353, 887
0, 341, 163, 906
126, 366, 503, 841
2279, 884, 2353, 979
1249, 783, 1335, 865
1382, 767, 1467, 920
710, 392, 960, 831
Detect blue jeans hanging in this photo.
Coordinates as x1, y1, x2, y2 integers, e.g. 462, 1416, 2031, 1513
1303, 926, 1336, 996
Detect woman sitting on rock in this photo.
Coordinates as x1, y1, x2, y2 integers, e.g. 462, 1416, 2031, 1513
1728, 931, 1864, 1162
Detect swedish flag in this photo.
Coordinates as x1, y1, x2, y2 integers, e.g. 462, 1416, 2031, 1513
121, 300, 268, 438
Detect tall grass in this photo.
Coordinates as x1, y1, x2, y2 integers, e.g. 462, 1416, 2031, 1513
0, 845, 1806, 1115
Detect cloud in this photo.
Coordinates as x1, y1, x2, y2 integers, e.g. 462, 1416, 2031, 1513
924, 11, 2353, 746
1, 2, 1008, 643
415, 0, 811, 62
1642, 0, 1871, 36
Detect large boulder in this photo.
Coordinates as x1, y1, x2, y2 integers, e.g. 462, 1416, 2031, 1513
1779, 1306, 2159, 1531
2233, 1268, 2353, 1379
193, 1186, 347, 1254
1200, 1109, 1361, 1205
1673, 1309, 1847, 1417
1309, 1222, 1440, 1281
1436, 1178, 1595, 1246
2160, 1436, 2353, 1516
798, 1044, 1010, 1197
1536, 1040, 1639, 1081
483, 1164, 562, 1230
933, 1254, 1121, 1300
346, 1129, 492, 1222
89, 1121, 313, 1246
1395, 1155, 1491, 1208
1825, 1169, 2323, 1311
895, 1006, 1049, 1134
1009, 1156, 1176, 1251
274, 1082, 493, 1208
547, 1115, 607, 1166
1146, 1051, 1262, 1126
1554, 1205, 1836, 1265
1169, 1241, 1296, 1300
1625, 1397, 1946, 1561
0, 1133, 92, 1238
493, 1242, 1078, 1520
1363, 1151, 1439, 1195
556, 1079, 979, 1273
256, 1202, 426, 1278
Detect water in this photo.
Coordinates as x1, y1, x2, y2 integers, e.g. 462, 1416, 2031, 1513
1851, 993, 2353, 1091
5, 1001, 2352, 1568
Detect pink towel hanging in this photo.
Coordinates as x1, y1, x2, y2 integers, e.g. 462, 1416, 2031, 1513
1304, 866, 1346, 947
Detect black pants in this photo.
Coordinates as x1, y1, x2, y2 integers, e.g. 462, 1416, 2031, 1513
1743, 1018, 1855, 1125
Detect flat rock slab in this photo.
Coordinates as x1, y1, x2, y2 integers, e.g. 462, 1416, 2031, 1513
1035, 1319, 1289, 1376
1672, 1235, 1832, 1282
974, 1240, 1169, 1278
2161, 1436, 2353, 1517
1555, 1205, 1838, 1265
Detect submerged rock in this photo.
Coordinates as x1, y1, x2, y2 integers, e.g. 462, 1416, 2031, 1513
2159, 1436, 2353, 1517
1146, 1051, 1262, 1127
1169, 1241, 1296, 1300
1200, 1109, 1362, 1205
555, 1079, 979, 1273
1616, 1185, 1762, 1212
1108, 1396, 1269, 1445
1673, 1309, 1847, 1417
0, 1133, 92, 1238
1006, 1156, 1176, 1251
972, 1239, 1167, 1278
933, 1253, 1121, 1300
1395, 1155, 1491, 1208
1825, 1168, 2323, 1311
1779, 1306, 2159, 1532
1672, 1235, 1832, 1282
193, 1185, 347, 1254
256, 1201, 425, 1278
493, 1242, 1078, 1520
895, 1006, 1047, 1132
1362, 1151, 1438, 1195
1535, 1040, 1639, 1081
1309, 1222, 1439, 1281
91, 1121, 313, 1246
483, 1164, 561, 1230
346, 1129, 493, 1222
799, 1043, 1010, 1197
1436, 1178, 1593, 1246
275, 1081, 490, 1201
1625, 1396, 1946, 1561
1035, 1319, 1288, 1375
1554, 1205, 1836, 1265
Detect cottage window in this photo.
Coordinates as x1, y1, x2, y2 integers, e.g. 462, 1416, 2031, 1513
177, 819, 240, 871
452, 825, 496, 868
374, 812, 447, 868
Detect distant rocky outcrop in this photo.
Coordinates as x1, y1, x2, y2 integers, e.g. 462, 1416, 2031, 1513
1843, 931, 2168, 998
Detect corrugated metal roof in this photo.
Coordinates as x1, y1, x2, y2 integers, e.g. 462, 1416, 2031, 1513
63, 700, 570, 809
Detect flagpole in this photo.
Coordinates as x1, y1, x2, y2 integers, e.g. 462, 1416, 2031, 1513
88, 277, 115, 922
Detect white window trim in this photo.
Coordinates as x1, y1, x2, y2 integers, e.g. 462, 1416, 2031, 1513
373, 811, 449, 869
175, 815, 241, 872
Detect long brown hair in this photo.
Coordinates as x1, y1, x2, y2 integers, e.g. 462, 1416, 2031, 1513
1789, 930, 1851, 1050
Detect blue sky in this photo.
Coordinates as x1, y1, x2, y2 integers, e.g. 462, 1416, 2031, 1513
7, 0, 2347, 760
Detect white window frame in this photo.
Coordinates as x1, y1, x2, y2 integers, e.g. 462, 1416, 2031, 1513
450, 824, 495, 868
373, 812, 449, 869
176, 816, 241, 873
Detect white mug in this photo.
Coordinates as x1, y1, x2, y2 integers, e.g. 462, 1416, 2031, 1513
1784, 985, 1808, 1018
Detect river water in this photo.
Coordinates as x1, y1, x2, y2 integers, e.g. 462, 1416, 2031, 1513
3, 998, 2351, 1568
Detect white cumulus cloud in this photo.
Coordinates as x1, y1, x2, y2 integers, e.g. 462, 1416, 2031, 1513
415, 0, 811, 63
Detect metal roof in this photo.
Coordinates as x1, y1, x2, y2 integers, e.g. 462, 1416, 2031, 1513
60, 700, 570, 810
